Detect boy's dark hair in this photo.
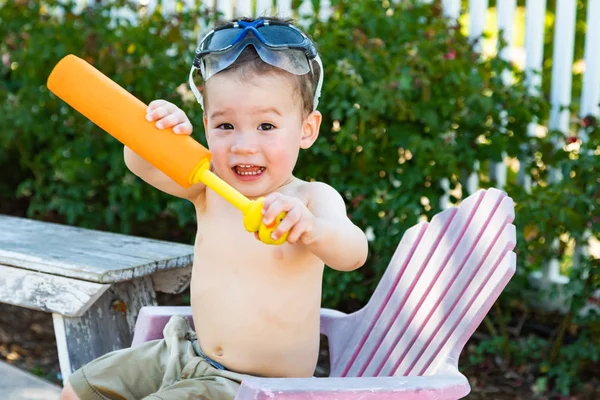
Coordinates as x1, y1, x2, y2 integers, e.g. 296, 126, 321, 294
201, 17, 320, 116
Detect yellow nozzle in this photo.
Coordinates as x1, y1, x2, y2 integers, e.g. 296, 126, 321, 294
190, 165, 288, 245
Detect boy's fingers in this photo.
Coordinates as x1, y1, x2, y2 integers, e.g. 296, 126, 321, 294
286, 220, 309, 244
147, 99, 166, 110
262, 197, 290, 225
146, 99, 171, 114
261, 192, 281, 212
270, 207, 300, 240
146, 106, 169, 122
155, 112, 188, 130
173, 121, 193, 135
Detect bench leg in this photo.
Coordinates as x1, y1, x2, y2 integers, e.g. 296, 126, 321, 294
52, 276, 157, 383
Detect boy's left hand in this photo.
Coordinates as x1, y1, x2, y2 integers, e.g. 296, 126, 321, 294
261, 193, 318, 245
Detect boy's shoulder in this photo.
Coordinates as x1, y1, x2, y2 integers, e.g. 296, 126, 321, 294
288, 178, 345, 210
285, 177, 336, 195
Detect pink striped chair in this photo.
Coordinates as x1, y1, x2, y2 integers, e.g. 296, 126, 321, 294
131, 188, 516, 399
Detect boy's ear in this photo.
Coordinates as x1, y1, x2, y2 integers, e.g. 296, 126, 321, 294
300, 110, 322, 149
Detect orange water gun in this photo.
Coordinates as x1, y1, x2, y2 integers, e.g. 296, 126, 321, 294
47, 54, 287, 245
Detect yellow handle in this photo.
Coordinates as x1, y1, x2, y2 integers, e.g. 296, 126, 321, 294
190, 163, 288, 245
242, 198, 288, 245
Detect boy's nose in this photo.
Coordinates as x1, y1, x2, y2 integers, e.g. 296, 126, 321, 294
231, 135, 259, 154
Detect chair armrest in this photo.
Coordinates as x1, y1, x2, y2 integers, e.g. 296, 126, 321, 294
319, 308, 347, 338
235, 366, 470, 400
131, 306, 193, 347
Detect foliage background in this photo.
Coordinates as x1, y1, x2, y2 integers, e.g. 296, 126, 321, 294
0, 0, 598, 396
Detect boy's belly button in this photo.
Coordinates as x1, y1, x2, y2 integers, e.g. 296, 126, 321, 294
213, 346, 224, 357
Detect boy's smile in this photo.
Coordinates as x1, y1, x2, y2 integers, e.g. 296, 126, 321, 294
232, 164, 266, 180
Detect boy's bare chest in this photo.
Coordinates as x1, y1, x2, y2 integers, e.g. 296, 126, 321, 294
193, 191, 311, 274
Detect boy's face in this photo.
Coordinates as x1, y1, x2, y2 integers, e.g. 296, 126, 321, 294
203, 70, 321, 198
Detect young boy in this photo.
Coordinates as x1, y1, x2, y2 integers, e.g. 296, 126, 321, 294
62, 17, 368, 400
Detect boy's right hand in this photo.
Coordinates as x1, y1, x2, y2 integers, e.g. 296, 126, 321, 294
146, 99, 193, 135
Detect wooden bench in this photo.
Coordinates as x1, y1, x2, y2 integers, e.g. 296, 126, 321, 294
0, 215, 194, 383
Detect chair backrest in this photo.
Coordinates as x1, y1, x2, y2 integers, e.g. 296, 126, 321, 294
328, 189, 516, 378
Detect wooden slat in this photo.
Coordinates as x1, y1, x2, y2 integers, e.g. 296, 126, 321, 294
0, 215, 193, 283
0, 265, 109, 316
53, 277, 157, 380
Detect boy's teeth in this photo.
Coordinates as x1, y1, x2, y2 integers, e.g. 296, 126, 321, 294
235, 165, 265, 176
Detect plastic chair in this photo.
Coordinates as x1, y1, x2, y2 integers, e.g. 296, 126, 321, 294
131, 188, 516, 399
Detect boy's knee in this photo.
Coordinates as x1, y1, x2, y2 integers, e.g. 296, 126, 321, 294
60, 381, 80, 400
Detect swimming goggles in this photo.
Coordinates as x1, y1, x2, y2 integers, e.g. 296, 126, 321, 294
188, 19, 323, 111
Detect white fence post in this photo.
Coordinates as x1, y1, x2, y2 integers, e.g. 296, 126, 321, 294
276, 0, 294, 18
462, 0, 489, 195
491, 0, 516, 191
438, 0, 461, 209
256, 0, 274, 16
528, 0, 577, 309
442, 0, 461, 20
547, 0, 577, 287
519, 0, 548, 194
574, 0, 600, 295
580, 0, 600, 126
215, 0, 234, 19
549, 0, 577, 143
235, 0, 253, 17
468, 0, 489, 53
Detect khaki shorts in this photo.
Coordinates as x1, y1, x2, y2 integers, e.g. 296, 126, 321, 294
69, 315, 248, 400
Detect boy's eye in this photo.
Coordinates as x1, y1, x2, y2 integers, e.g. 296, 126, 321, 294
258, 123, 275, 131
217, 123, 234, 130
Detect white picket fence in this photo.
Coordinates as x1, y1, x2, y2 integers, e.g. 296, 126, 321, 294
82, 0, 600, 311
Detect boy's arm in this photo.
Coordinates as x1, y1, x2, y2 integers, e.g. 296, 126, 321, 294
123, 99, 206, 202
124, 146, 205, 202
304, 183, 368, 271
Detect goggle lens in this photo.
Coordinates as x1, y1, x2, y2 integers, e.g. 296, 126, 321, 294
202, 28, 242, 50
257, 25, 305, 46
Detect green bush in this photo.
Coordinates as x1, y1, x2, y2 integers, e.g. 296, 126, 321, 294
0, 0, 206, 238
301, 0, 547, 308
